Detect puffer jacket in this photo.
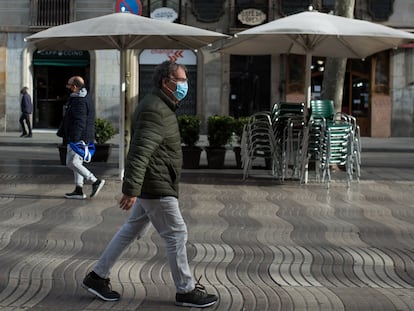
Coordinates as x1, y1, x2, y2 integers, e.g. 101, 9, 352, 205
61, 88, 95, 145
122, 89, 182, 198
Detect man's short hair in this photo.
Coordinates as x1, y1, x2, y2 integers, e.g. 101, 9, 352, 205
72, 76, 85, 88
152, 61, 187, 88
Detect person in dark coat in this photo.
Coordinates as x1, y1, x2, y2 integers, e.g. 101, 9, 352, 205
81, 61, 218, 308
60, 76, 105, 199
19, 87, 33, 137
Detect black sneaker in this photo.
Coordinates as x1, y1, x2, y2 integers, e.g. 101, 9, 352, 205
82, 272, 120, 302
90, 179, 105, 198
65, 186, 86, 199
175, 276, 218, 308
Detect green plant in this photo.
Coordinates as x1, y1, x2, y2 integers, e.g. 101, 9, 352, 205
94, 118, 116, 144
207, 115, 235, 148
233, 116, 249, 143
177, 114, 201, 147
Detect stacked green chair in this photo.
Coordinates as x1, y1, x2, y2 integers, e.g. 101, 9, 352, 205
320, 120, 354, 188
334, 112, 361, 181
303, 100, 335, 183
305, 99, 360, 187
310, 99, 335, 121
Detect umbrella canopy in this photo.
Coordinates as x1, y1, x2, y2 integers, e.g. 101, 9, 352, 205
25, 12, 228, 178
25, 12, 228, 50
219, 10, 414, 106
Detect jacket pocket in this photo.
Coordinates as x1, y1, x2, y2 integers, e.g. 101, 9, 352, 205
167, 163, 177, 183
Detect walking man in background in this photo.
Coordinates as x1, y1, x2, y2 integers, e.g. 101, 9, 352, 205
60, 76, 105, 199
19, 86, 33, 138
82, 61, 218, 308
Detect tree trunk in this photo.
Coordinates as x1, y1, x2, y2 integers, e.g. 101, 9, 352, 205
321, 0, 356, 113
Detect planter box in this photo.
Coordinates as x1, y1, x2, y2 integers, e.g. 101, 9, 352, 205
205, 147, 226, 169
182, 146, 202, 169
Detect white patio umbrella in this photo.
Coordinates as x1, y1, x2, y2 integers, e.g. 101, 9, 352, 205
219, 10, 414, 108
25, 12, 228, 178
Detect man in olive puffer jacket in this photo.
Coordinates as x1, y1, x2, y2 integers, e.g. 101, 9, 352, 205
82, 61, 218, 308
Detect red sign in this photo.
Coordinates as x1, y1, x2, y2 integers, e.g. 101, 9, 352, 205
115, 0, 142, 15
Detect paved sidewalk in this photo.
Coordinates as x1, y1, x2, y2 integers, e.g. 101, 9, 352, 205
2, 130, 414, 152
1, 130, 414, 181
0, 131, 413, 311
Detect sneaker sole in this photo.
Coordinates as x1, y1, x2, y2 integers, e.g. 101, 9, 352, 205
90, 180, 105, 198
175, 300, 217, 308
64, 194, 86, 199
81, 283, 120, 302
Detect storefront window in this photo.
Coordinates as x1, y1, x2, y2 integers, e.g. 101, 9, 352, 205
287, 54, 305, 93
374, 51, 389, 94
321, 0, 335, 13
279, 0, 309, 16
344, 59, 370, 117
32, 50, 90, 129
191, 0, 225, 22
368, 0, 394, 21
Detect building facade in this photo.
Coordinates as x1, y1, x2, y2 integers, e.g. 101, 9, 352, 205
0, 0, 413, 137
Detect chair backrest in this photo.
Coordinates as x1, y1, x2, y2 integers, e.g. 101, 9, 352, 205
279, 102, 305, 115
310, 99, 334, 120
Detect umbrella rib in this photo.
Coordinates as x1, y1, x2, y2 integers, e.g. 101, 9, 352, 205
286, 34, 315, 53
125, 35, 148, 49
164, 36, 209, 49
106, 36, 122, 50
336, 37, 364, 58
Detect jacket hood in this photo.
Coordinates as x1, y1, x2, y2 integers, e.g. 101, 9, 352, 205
70, 87, 88, 98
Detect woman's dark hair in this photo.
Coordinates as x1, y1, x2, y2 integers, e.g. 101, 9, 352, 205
152, 61, 187, 88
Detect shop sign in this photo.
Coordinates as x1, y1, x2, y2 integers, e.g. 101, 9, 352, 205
150, 7, 178, 22
115, 0, 142, 15
140, 49, 196, 65
238, 8, 266, 26
35, 50, 87, 58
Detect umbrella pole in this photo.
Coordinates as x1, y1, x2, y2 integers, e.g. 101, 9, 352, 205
305, 52, 312, 109
119, 49, 126, 179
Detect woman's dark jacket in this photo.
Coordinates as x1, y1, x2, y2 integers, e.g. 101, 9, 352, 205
61, 88, 95, 145
122, 89, 182, 198
21, 93, 33, 114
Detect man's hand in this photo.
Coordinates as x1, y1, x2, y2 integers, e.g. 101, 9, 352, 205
119, 194, 136, 211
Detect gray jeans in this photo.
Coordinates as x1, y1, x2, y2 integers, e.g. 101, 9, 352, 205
93, 196, 195, 294
66, 144, 97, 187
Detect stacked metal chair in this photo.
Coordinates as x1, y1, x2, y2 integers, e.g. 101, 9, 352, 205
303, 100, 335, 183
241, 112, 282, 181
320, 117, 354, 188
334, 112, 362, 182
305, 100, 361, 187
271, 102, 308, 182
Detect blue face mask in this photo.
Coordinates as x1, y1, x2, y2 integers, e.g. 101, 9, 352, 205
173, 81, 188, 101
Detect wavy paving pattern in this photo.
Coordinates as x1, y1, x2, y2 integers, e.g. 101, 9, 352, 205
0, 177, 413, 311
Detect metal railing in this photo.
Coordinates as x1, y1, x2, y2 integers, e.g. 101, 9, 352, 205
30, 0, 74, 28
